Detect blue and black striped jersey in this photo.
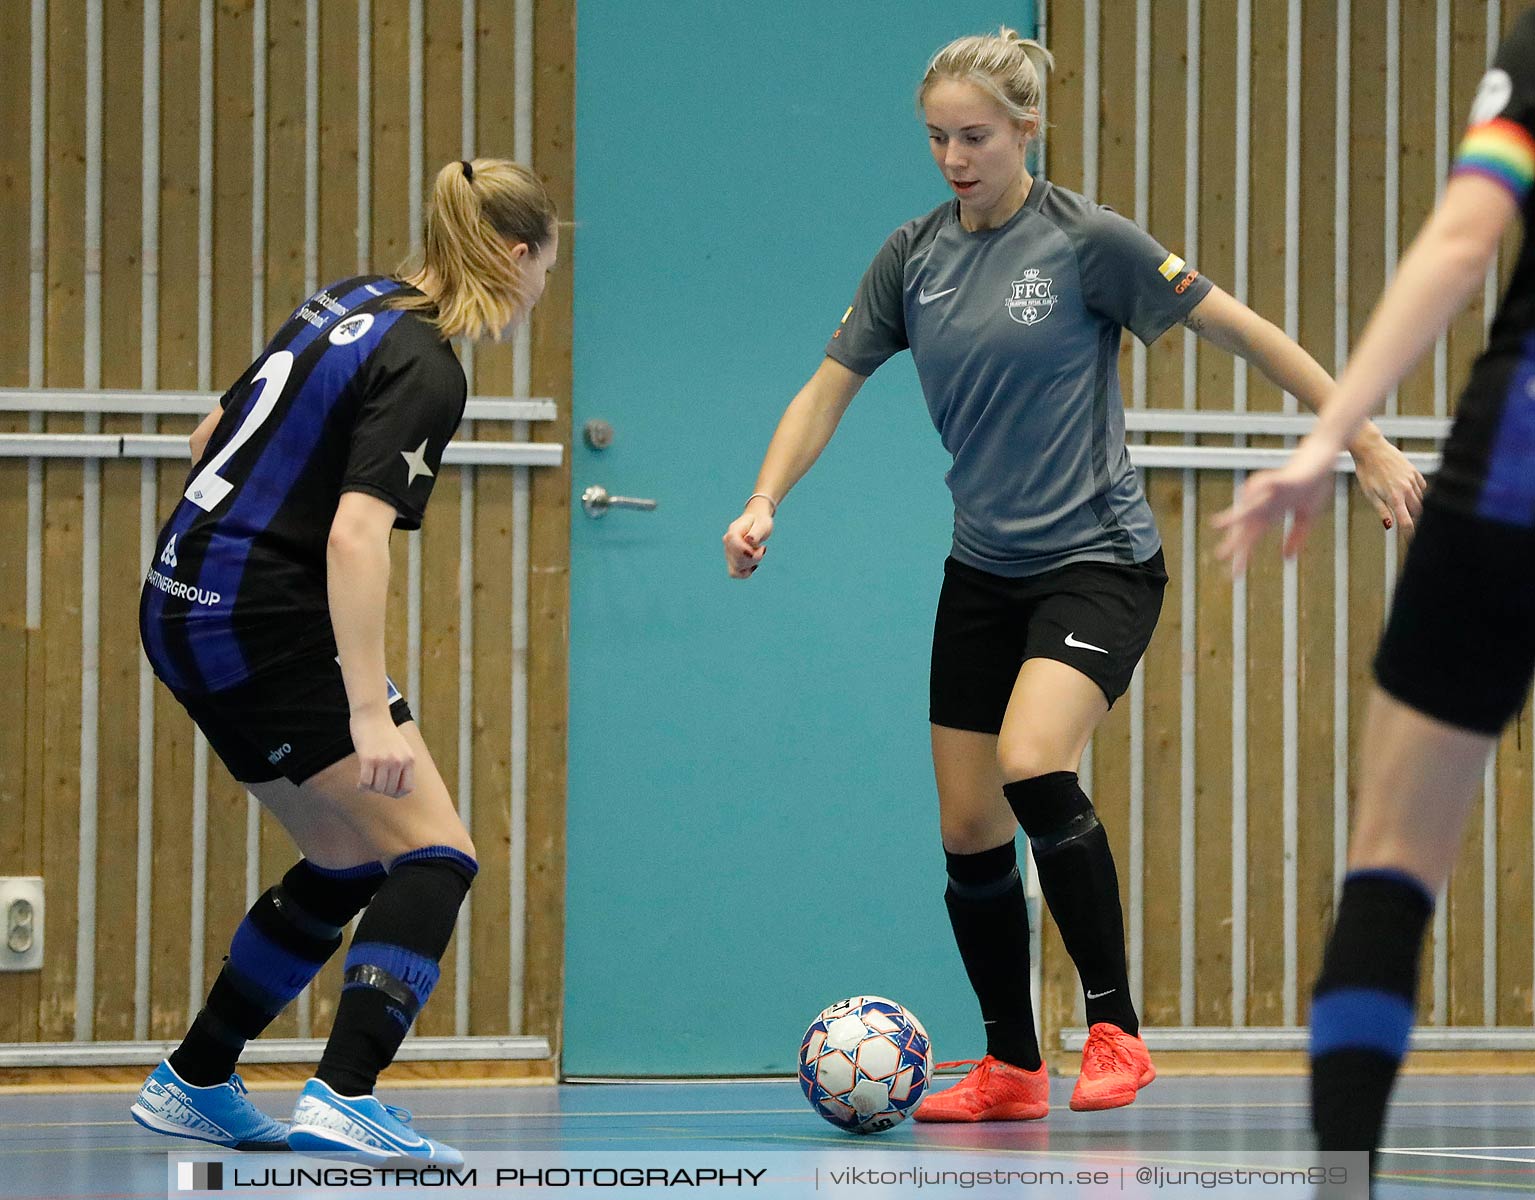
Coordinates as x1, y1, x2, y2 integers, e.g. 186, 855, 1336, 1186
140, 276, 467, 694
1437, 7, 1535, 527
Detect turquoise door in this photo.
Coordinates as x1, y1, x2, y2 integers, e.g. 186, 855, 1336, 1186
568, 1, 1037, 1075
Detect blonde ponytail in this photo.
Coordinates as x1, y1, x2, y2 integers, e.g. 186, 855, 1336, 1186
392, 157, 558, 342
918, 26, 1055, 125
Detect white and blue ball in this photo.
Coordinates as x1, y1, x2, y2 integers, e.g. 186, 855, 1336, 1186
798, 996, 932, 1133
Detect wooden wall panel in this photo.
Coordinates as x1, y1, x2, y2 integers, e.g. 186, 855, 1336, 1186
1044, 0, 1535, 1049
1241, 0, 1291, 1030
1140, 1, 1191, 1032
1494, 714, 1534, 1024
94, 0, 149, 1043
0, 0, 40, 1047
1192, 0, 1239, 1031
0, 0, 30, 387
528, 0, 576, 1051
318, 3, 362, 285
40, 0, 88, 1044
148, 0, 203, 1041
1293, 0, 1340, 1013
467, 4, 518, 1041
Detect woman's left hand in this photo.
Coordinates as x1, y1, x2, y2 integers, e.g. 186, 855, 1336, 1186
1349, 431, 1426, 536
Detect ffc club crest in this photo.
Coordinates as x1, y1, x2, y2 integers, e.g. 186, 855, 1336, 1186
1006, 269, 1055, 326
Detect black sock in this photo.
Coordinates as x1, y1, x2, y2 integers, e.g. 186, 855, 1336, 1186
943, 841, 1042, 1071
1310, 869, 1433, 1154
1004, 772, 1137, 1035
316, 847, 478, 1097
170, 860, 386, 1087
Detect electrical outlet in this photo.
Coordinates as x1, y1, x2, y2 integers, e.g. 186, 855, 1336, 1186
0, 878, 43, 972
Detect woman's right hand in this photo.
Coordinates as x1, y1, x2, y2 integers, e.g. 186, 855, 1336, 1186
723, 500, 774, 579
350, 708, 416, 798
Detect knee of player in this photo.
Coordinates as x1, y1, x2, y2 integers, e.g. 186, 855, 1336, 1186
940, 811, 1017, 856
996, 741, 1073, 784
390, 838, 480, 883
1001, 771, 1101, 856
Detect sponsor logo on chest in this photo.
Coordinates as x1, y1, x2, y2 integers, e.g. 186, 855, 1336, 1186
1005, 269, 1055, 326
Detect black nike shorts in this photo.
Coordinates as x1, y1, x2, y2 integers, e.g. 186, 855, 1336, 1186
1374, 500, 1535, 735
930, 550, 1168, 734
169, 651, 414, 785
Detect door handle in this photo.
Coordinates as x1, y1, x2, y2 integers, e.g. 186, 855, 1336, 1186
581, 485, 658, 518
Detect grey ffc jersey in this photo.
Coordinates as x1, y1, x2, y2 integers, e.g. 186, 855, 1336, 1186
826, 177, 1212, 577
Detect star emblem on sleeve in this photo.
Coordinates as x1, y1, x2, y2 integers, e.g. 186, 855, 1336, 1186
401, 439, 434, 486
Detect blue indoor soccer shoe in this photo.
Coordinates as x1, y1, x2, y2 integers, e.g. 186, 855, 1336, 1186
130, 1060, 290, 1149
288, 1077, 464, 1165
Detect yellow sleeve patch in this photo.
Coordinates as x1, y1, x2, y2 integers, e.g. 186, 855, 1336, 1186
1157, 253, 1186, 281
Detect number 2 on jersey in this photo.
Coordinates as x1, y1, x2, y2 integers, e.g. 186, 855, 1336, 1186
185, 350, 295, 512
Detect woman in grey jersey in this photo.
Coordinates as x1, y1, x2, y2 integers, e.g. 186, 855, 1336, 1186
723, 27, 1424, 1122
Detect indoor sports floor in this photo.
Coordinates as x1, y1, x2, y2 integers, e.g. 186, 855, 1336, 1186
5, 1074, 1534, 1198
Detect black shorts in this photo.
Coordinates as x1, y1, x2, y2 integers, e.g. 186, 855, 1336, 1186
169, 651, 414, 785
1374, 500, 1535, 735
930, 550, 1168, 734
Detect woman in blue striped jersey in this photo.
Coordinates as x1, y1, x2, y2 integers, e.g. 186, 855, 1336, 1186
130, 158, 558, 1166
1217, 7, 1535, 1170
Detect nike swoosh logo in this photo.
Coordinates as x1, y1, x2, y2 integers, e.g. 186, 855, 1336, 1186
1086, 988, 1116, 1000
918, 286, 957, 305
1064, 632, 1109, 654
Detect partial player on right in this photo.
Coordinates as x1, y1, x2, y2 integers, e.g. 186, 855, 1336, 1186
1215, 7, 1535, 1163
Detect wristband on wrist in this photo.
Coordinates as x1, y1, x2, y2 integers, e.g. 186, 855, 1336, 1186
746, 492, 778, 516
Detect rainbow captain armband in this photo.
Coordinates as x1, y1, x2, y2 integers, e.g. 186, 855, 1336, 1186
1452, 117, 1535, 203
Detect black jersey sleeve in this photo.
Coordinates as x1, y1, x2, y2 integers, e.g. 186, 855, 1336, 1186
825, 227, 910, 376
1076, 207, 1212, 345
340, 320, 467, 531
1451, 11, 1535, 205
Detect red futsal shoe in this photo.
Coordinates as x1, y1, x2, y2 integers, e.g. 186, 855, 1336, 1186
913, 1055, 1050, 1122
1069, 1023, 1156, 1111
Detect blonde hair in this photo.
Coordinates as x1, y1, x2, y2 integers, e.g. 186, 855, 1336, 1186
392, 157, 558, 342
918, 26, 1054, 128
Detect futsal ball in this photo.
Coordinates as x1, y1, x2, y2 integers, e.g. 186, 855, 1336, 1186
798, 995, 932, 1133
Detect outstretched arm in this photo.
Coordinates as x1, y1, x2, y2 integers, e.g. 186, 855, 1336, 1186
1183, 285, 1427, 534
722, 356, 867, 579
1214, 172, 1517, 571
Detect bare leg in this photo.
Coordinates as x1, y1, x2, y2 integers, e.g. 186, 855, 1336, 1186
1310, 687, 1495, 1159
931, 725, 1014, 853
1346, 689, 1494, 888
286, 721, 475, 863
995, 657, 1106, 782
286, 723, 476, 1109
